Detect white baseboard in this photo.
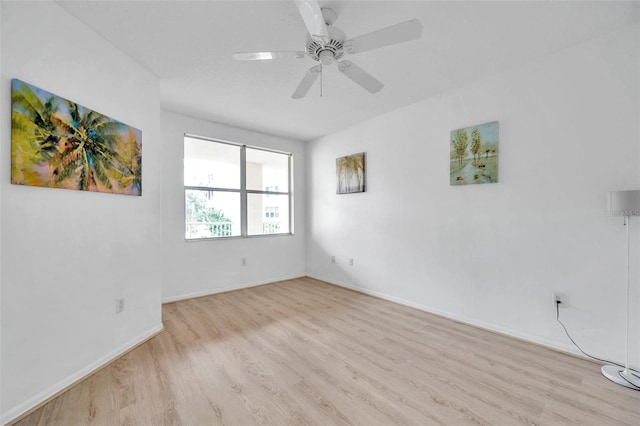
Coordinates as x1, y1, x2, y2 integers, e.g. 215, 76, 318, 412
162, 274, 306, 304
1, 324, 164, 426
305, 273, 597, 362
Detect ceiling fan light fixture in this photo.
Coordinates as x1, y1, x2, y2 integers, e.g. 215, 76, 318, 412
305, 26, 345, 63
319, 50, 334, 65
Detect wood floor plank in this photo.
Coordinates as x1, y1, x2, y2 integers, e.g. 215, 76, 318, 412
251, 283, 542, 424
12, 277, 640, 425
219, 290, 433, 425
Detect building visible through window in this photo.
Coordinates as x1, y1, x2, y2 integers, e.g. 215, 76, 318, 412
265, 206, 280, 218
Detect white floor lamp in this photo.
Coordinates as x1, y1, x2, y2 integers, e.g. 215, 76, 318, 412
602, 190, 640, 390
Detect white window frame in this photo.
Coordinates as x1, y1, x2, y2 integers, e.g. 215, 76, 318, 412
184, 134, 293, 240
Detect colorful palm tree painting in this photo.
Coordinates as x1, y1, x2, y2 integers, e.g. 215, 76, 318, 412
336, 152, 365, 194
450, 121, 499, 186
11, 79, 142, 195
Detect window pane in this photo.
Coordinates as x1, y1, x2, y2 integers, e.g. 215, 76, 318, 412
184, 137, 240, 189
246, 148, 289, 192
185, 189, 240, 239
247, 193, 289, 235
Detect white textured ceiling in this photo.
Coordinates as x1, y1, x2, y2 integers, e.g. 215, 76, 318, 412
58, 1, 639, 142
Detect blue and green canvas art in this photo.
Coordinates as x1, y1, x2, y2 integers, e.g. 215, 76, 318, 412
450, 121, 498, 186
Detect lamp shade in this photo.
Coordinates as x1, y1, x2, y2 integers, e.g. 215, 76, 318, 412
608, 190, 640, 216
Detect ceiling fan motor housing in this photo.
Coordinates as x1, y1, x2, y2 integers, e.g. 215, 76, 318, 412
306, 26, 346, 64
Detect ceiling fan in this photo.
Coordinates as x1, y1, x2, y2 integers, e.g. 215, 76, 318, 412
232, 0, 423, 99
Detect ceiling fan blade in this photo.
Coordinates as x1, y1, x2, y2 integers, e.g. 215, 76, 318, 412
337, 60, 383, 94
292, 65, 322, 99
343, 19, 423, 54
232, 51, 306, 61
294, 0, 329, 44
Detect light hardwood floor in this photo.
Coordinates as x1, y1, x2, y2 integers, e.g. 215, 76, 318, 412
13, 277, 640, 425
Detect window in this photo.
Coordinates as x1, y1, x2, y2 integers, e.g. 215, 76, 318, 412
265, 206, 279, 218
184, 135, 292, 239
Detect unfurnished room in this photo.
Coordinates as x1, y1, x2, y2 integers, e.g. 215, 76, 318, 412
1, 0, 640, 425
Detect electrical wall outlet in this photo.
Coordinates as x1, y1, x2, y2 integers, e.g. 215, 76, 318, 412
331, 256, 335, 263
241, 258, 247, 266
349, 258, 354, 266
116, 298, 125, 313
552, 292, 565, 307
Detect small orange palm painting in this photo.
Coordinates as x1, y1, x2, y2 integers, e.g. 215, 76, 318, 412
11, 79, 142, 195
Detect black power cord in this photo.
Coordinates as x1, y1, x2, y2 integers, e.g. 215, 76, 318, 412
555, 300, 623, 367
557, 300, 640, 390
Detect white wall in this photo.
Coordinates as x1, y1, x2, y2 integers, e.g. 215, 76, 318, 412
1, 2, 163, 423
306, 23, 640, 366
0, 1, 4, 414
160, 111, 306, 302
